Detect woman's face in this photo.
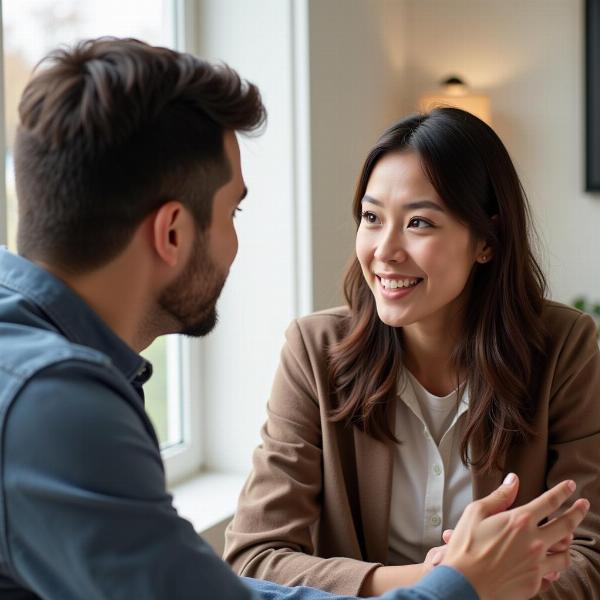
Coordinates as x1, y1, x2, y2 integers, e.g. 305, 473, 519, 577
356, 150, 487, 330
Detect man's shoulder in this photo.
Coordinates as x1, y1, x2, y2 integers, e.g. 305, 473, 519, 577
0, 320, 140, 438
0, 320, 111, 383
1, 344, 159, 496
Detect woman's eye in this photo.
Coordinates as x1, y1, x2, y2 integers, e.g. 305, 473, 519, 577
233, 207, 243, 218
407, 217, 432, 229
361, 210, 380, 224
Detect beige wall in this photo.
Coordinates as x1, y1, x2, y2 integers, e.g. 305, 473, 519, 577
308, 0, 411, 310
308, 0, 598, 308
404, 0, 596, 304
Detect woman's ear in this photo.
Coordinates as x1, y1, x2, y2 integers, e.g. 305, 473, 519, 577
475, 214, 498, 264
476, 243, 493, 264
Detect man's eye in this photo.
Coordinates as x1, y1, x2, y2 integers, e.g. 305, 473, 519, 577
407, 217, 432, 229
361, 210, 379, 224
233, 207, 243, 218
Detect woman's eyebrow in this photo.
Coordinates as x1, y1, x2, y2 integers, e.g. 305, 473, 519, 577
361, 194, 445, 212
404, 200, 445, 212
361, 194, 384, 206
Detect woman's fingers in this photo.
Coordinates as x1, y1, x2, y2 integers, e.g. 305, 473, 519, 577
537, 498, 589, 547
424, 547, 440, 565
547, 534, 573, 553
547, 539, 571, 552
425, 544, 448, 566
539, 572, 561, 593
540, 549, 572, 576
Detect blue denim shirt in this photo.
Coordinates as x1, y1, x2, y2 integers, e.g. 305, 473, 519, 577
0, 248, 477, 600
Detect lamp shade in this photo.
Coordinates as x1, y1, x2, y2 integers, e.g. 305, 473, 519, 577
419, 76, 491, 124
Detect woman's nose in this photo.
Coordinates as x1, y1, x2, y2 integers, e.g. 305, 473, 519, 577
373, 228, 407, 263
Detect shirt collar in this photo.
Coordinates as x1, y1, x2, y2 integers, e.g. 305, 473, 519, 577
398, 369, 470, 418
0, 247, 151, 386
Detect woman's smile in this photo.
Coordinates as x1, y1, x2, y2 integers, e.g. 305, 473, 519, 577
376, 275, 423, 299
356, 151, 486, 329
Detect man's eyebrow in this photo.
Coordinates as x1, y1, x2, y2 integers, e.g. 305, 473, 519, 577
361, 194, 445, 212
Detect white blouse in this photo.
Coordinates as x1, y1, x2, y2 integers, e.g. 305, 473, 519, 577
388, 370, 473, 565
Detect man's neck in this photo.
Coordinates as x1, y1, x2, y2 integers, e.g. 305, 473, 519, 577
35, 256, 153, 353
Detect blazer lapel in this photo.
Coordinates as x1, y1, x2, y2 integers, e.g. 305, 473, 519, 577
354, 402, 395, 564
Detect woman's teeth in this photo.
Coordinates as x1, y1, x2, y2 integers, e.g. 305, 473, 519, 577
380, 277, 421, 289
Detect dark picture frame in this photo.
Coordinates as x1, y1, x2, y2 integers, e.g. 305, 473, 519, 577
586, 0, 600, 191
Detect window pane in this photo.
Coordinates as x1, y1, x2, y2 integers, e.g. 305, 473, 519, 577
141, 335, 183, 448
2, 0, 181, 447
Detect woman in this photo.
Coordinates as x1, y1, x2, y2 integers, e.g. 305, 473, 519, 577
224, 108, 600, 598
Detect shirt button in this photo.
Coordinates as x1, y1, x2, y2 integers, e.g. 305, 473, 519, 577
431, 514, 441, 527
433, 464, 442, 476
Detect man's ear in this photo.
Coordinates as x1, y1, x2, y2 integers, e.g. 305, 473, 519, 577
151, 201, 192, 268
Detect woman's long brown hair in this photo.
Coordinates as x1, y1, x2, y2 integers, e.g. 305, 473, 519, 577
328, 108, 547, 472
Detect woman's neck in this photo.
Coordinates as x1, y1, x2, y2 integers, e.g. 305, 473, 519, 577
401, 317, 463, 397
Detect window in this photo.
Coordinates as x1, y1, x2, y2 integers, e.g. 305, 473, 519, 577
0, 0, 202, 483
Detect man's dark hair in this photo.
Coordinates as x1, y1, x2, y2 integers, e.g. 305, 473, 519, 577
14, 37, 266, 272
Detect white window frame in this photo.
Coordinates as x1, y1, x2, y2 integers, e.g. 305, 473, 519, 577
162, 336, 204, 484
160, 0, 204, 485
0, 7, 7, 248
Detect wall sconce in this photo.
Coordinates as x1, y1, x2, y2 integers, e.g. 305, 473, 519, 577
419, 75, 492, 124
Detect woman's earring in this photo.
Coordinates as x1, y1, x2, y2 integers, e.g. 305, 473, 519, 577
479, 255, 488, 263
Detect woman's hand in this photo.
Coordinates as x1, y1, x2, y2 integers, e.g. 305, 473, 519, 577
423, 529, 473, 567
423, 542, 448, 568
442, 474, 589, 600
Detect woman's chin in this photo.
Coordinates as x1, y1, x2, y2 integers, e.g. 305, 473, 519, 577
375, 306, 413, 329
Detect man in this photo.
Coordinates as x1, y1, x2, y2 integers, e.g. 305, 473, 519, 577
0, 38, 588, 600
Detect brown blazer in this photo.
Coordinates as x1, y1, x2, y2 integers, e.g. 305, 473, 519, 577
224, 301, 600, 598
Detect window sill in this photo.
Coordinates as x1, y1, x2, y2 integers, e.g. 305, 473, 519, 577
170, 470, 246, 539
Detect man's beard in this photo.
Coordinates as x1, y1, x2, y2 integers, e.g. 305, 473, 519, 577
158, 235, 226, 337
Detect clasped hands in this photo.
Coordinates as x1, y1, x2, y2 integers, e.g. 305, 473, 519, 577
361, 474, 589, 599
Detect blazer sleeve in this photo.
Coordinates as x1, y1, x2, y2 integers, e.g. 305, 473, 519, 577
224, 319, 381, 596
540, 312, 600, 599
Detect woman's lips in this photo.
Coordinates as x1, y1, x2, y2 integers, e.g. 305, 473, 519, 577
376, 275, 423, 299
